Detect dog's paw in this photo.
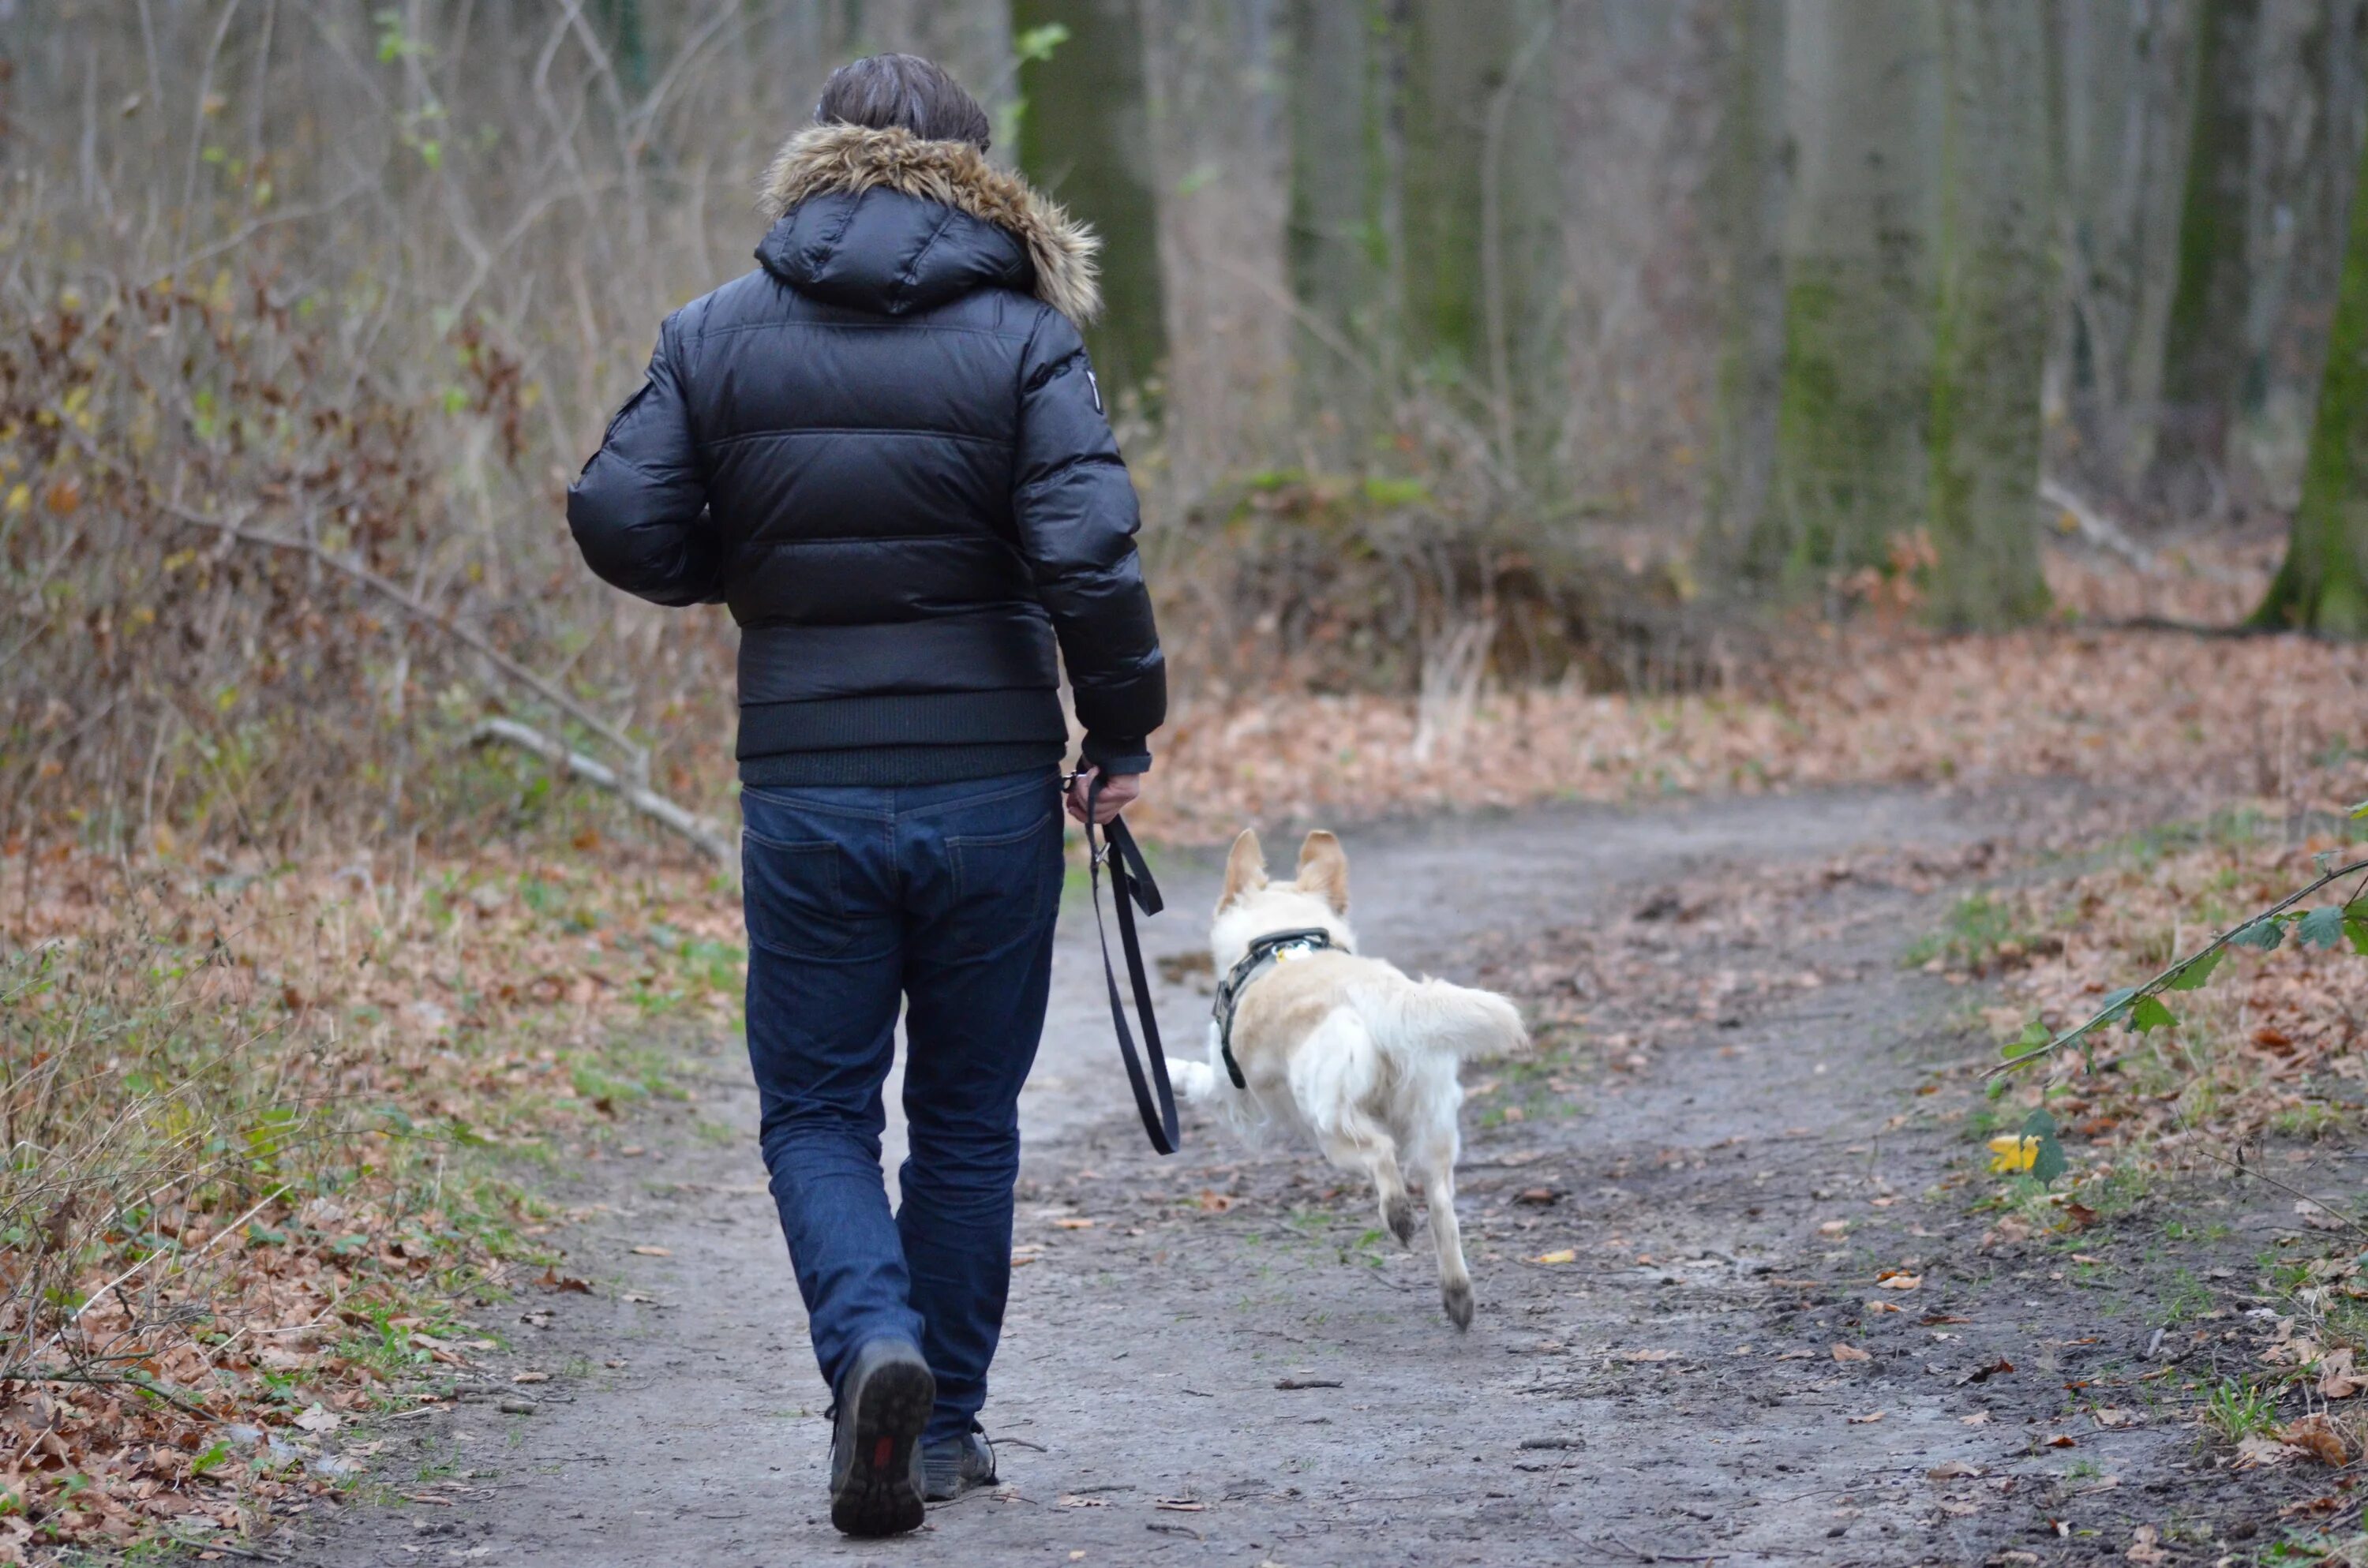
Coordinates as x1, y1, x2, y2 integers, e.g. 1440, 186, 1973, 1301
1441, 1278, 1474, 1331
1385, 1195, 1417, 1248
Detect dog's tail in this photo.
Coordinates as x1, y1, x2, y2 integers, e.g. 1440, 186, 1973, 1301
1361, 977, 1529, 1062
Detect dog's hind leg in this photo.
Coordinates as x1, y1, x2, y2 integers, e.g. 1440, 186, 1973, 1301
1414, 1133, 1474, 1330
1328, 1111, 1413, 1247
1291, 1012, 1414, 1246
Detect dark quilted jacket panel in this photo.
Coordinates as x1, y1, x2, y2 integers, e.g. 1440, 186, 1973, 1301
568, 181, 1164, 780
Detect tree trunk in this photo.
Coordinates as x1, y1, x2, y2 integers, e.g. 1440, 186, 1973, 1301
1700, 0, 1790, 576
1752, 0, 1943, 589
2051, 0, 2201, 494
2242, 0, 2368, 510
1141, 0, 1293, 491
2255, 103, 2368, 633
1397, 0, 1564, 476
2151, 0, 2261, 515
1927, 0, 2055, 629
1286, 0, 1393, 462
1014, 0, 1168, 401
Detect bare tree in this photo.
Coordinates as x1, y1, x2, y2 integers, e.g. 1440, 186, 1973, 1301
1397, 0, 1564, 479
2255, 86, 2368, 631
1928, 0, 2055, 628
1285, 0, 1395, 464
1749, 0, 1943, 589
2151, 0, 2263, 517
2050, 0, 2201, 500
1014, 0, 1169, 398
1700, 0, 1790, 574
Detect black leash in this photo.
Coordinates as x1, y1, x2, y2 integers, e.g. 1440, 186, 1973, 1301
1081, 772, 1180, 1155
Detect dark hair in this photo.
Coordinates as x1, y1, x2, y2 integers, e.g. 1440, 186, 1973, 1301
815, 54, 991, 151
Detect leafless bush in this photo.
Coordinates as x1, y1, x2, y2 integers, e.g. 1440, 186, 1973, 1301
1159, 410, 1750, 705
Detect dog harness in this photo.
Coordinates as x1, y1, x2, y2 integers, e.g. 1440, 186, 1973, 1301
1211, 928, 1338, 1088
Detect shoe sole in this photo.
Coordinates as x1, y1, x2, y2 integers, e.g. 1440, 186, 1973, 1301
831, 1355, 935, 1536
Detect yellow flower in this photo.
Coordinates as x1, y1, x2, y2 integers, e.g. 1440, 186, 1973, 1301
1988, 1135, 2039, 1174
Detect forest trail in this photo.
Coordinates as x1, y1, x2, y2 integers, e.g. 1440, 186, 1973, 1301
287, 786, 2276, 1568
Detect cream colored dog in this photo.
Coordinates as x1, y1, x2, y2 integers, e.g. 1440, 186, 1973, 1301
1173, 829, 1527, 1329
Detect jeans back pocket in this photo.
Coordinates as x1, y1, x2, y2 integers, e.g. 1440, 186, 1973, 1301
944, 806, 1062, 959
741, 829, 852, 960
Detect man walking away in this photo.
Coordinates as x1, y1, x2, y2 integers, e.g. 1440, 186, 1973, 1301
566, 54, 1164, 1536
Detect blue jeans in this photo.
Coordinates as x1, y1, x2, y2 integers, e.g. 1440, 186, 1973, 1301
740, 769, 1063, 1442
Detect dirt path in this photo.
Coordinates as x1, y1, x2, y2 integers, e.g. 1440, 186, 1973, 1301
284, 786, 2317, 1567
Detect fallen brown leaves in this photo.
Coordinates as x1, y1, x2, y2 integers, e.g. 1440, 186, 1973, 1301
1140, 614, 2364, 844
0, 843, 737, 1556
2237, 1414, 2354, 1469
1977, 829, 2368, 1164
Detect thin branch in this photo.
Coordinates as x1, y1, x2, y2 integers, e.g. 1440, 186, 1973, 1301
50, 1182, 287, 1345
2038, 475, 2253, 586
2, 1367, 216, 1419
470, 718, 733, 878
154, 500, 650, 780
2182, 1145, 2368, 1245
1988, 858, 2368, 1080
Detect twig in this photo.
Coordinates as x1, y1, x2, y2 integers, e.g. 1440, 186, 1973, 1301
469, 719, 733, 878
2, 1367, 215, 1418
2081, 616, 2286, 639
153, 500, 651, 782
2038, 477, 2156, 573
1986, 858, 2368, 1080
2183, 1146, 2368, 1244
2039, 477, 2254, 588
1606, 1533, 1718, 1565
167, 1536, 283, 1564
50, 1182, 287, 1342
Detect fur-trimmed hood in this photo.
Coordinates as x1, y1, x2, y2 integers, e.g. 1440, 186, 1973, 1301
756, 123, 1100, 326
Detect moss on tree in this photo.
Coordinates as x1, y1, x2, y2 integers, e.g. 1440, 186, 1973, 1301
2254, 114, 2368, 636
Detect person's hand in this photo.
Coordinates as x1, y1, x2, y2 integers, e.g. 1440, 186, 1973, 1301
1066, 767, 1141, 826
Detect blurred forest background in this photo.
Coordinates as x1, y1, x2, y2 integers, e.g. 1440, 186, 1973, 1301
10, 6, 2368, 1554
5, 0, 2366, 857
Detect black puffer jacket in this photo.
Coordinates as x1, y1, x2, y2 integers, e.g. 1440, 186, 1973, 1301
568, 125, 1165, 785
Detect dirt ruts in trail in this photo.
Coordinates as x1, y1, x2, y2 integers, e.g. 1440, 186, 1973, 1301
283, 786, 2329, 1567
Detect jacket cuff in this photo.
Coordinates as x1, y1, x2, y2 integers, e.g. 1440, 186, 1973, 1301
1080, 734, 1152, 776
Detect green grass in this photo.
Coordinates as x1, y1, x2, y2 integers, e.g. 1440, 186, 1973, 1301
2272, 1101, 2347, 1141
1902, 892, 2056, 972
2262, 1529, 2368, 1565
2155, 1268, 2215, 1326
1473, 1041, 1590, 1128
2201, 1375, 2282, 1443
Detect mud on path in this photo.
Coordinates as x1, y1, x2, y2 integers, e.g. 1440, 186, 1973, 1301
284, 787, 2341, 1567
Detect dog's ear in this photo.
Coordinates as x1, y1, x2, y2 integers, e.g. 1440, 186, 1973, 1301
1296, 831, 1349, 915
1220, 829, 1268, 906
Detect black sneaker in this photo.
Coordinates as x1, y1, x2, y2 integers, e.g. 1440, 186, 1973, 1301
920, 1423, 997, 1502
828, 1340, 935, 1536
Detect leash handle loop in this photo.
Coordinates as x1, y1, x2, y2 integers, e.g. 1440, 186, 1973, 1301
1083, 771, 1179, 1155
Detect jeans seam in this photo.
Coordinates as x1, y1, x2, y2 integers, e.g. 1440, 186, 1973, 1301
740, 769, 1053, 821
739, 786, 896, 822
892, 771, 1056, 813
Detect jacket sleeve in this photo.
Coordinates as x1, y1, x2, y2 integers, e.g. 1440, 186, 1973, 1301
1011, 311, 1167, 773
566, 314, 723, 609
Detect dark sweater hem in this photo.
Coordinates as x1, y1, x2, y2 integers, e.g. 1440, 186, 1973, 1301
737, 740, 1066, 788
735, 688, 1066, 760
